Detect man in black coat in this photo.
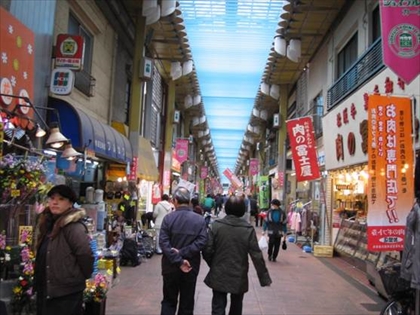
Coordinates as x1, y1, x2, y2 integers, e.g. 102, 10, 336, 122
159, 187, 208, 315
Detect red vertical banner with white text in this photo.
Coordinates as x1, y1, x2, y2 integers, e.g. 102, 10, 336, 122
367, 95, 414, 251
379, 1, 420, 84
223, 168, 243, 189
286, 116, 320, 182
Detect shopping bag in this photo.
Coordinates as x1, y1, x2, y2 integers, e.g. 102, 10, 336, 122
282, 239, 287, 250
258, 236, 268, 250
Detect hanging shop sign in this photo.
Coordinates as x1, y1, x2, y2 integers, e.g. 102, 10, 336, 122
249, 158, 259, 176
0, 7, 35, 128
367, 95, 414, 251
379, 1, 420, 84
223, 168, 242, 189
55, 34, 85, 71
174, 139, 189, 164
200, 166, 208, 179
286, 116, 320, 182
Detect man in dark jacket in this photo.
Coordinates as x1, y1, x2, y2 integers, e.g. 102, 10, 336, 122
203, 195, 271, 315
159, 187, 208, 315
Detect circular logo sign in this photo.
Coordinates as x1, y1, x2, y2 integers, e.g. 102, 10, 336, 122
388, 23, 420, 58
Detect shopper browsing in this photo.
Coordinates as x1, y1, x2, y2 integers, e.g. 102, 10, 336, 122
203, 195, 272, 315
158, 187, 208, 315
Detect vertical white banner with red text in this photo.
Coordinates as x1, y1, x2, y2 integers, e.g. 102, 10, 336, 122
380, 1, 420, 84
367, 95, 414, 251
286, 116, 320, 182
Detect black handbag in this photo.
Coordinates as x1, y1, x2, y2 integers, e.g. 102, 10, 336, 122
282, 239, 287, 250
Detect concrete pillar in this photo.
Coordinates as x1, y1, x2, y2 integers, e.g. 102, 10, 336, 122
128, 14, 146, 154
278, 85, 289, 205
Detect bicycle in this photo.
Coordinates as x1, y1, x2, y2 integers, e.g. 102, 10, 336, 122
379, 263, 416, 315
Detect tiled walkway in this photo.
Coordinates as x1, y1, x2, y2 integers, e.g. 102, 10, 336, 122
106, 227, 386, 315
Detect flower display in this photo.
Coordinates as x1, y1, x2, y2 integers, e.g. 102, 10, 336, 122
84, 273, 109, 303
0, 154, 48, 204
10, 234, 36, 314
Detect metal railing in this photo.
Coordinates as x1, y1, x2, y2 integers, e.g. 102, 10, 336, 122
327, 38, 384, 110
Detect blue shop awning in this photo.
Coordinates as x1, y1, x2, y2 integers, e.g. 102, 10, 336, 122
48, 98, 132, 163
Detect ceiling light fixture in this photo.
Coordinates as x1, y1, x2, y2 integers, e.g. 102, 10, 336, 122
61, 140, 82, 160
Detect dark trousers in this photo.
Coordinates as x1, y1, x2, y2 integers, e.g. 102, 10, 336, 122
161, 270, 197, 315
212, 290, 244, 315
254, 214, 261, 227
267, 235, 282, 260
36, 291, 83, 315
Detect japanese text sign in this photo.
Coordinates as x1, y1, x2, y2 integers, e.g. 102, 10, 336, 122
286, 116, 320, 182
367, 95, 413, 251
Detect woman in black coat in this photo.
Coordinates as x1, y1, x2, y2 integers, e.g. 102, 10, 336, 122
203, 195, 272, 315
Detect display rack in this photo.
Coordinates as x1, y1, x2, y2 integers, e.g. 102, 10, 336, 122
334, 219, 399, 273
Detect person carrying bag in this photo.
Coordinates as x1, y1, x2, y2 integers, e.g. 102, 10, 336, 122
262, 199, 287, 262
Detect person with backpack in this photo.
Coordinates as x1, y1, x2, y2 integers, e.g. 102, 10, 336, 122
262, 199, 287, 262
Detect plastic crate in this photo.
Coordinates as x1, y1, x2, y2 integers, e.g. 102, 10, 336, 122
313, 245, 334, 257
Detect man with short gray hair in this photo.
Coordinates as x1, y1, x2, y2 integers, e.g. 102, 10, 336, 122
159, 187, 208, 315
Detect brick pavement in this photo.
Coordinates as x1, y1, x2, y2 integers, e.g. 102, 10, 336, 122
106, 228, 386, 315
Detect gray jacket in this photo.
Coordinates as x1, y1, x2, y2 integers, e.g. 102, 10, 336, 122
401, 202, 420, 289
203, 215, 272, 294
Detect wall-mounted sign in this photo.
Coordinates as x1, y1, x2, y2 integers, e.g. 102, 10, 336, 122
174, 110, 180, 123
55, 34, 85, 71
140, 57, 154, 80
0, 7, 35, 128
50, 68, 74, 95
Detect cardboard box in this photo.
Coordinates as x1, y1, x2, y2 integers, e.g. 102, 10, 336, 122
313, 245, 334, 257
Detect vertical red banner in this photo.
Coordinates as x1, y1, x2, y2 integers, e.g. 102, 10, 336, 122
223, 168, 242, 188
249, 158, 259, 176
380, 1, 420, 84
286, 116, 320, 182
367, 95, 414, 251
174, 139, 189, 164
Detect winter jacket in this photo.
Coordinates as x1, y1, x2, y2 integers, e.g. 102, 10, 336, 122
35, 208, 94, 299
159, 205, 208, 276
203, 215, 272, 294
401, 202, 420, 289
153, 200, 173, 229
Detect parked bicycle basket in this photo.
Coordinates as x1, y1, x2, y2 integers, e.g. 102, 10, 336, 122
378, 263, 411, 296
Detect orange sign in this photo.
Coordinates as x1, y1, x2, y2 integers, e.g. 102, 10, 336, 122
0, 7, 35, 129
367, 95, 414, 251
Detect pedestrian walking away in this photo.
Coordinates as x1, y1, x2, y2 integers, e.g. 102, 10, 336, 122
262, 199, 287, 262
203, 195, 272, 315
158, 187, 208, 315
153, 194, 173, 254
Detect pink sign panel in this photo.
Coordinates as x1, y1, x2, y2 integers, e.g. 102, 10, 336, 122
200, 166, 208, 179
380, 1, 420, 84
249, 158, 259, 176
174, 139, 189, 164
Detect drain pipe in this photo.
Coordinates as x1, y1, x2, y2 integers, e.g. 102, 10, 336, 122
108, 33, 118, 125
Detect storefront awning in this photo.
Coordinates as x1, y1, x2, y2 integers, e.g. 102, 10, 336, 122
48, 97, 132, 163
137, 136, 159, 182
